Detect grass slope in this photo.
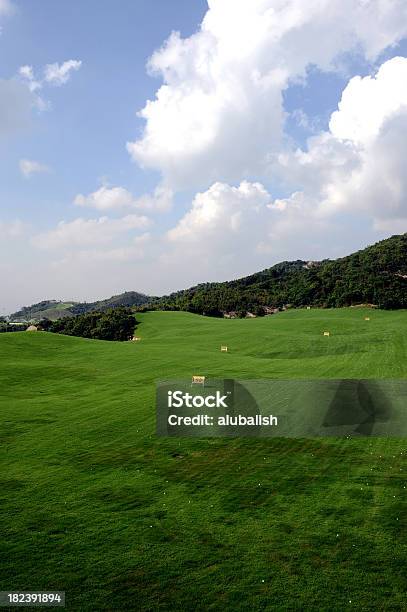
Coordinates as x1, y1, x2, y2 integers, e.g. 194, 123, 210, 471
1, 309, 406, 611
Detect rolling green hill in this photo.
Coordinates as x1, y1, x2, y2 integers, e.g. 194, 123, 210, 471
1, 309, 406, 610
154, 233, 407, 314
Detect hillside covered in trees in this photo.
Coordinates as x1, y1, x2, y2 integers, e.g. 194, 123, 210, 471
9, 234, 407, 322
9, 291, 151, 322
150, 234, 407, 315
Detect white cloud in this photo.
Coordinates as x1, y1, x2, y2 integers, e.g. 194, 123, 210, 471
168, 181, 271, 243
34, 54, 407, 301
329, 57, 407, 146
133, 185, 173, 212
74, 186, 137, 211
19, 158, 50, 178
74, 184, 173, 212
153, 178, 366, 291
18, 65, 41, 92
275, 57, 407, 232
44, 60, 82, 86
164, 181, 275, 279
12, 59, 81, 120
128, 0, 407, 189
160, 53, 407, 284
32, 215, 151, 250
17, 60, 82, 109
331, 111, 407, 226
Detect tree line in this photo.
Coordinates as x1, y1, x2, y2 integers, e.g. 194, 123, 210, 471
40, 307, 136, 341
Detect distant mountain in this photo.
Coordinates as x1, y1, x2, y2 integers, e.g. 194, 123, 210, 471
9, 300, 75, 322
9, 291, 151, 322
151, 233, 407, 314
70, 291, 153, 316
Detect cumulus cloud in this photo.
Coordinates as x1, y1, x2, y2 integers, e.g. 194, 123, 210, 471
44, 60, 82, 86
32, 215, 150, 250
74, 186, 137, 211
155, 178, 364, 291
168, 181, 270, 243
330, 112, 407, 227
133, 185, 173, 212
164, 181, 275, 279
329, 57, 407, 146
276, 57, 407, 232
128, 0, 407, 189
41, 51, 407, 299
19, 158, 50, 177
158, 55, 407, 283
74, 184, 172, 212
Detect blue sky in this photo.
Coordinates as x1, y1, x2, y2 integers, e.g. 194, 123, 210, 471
1, 0, 407, 313
0, 0, 207, 227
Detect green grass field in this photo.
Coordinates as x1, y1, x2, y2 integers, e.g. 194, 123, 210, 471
1, 308, 406, 610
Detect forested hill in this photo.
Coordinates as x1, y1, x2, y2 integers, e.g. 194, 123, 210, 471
69, 291, 152, 315
9, 291, 151, 322
151, 233, 407, 315
9, 234, 407, 321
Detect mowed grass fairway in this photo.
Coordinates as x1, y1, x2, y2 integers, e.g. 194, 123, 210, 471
1, 308, 406, 611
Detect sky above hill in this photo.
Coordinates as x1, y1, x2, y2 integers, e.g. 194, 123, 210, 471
1, 0, 407, 313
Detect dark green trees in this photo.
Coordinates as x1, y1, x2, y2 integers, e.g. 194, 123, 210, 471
49, 307, 136, 341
